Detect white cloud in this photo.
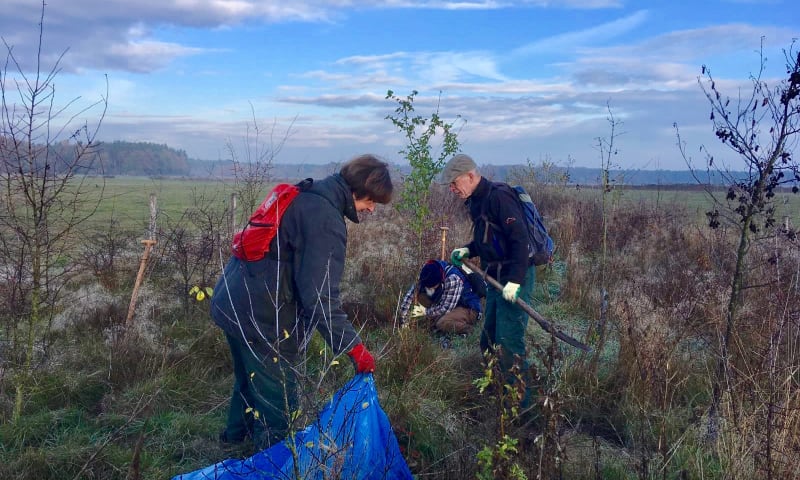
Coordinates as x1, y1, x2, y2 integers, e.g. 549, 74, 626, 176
1, 0, 626, 75
511, 9, 650, 57
2, 0, 792, 169
580, 24, 797, 62
325, 50, 507, 92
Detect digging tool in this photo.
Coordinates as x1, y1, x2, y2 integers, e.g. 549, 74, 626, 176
462, 258, 591, 352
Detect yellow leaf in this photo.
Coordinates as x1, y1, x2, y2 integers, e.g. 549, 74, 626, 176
273, 357, 278, 363
196, 291, 206, 301
361, 402, 369, 409
253, 410, 260, 420
331, 360, 339, 366
245, 407, 253, 414
205, 287, 214, 298
188, 286, 199, 296
305, 441, 315, 448
283, 329, 290, 339
250, 372, 255, 379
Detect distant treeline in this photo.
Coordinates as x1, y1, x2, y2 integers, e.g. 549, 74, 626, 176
99, 141, 190, 176
39, 140, 191, 176
43, 140, 746, 186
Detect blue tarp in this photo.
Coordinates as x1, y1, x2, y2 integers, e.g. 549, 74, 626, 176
174, 374, 413, 480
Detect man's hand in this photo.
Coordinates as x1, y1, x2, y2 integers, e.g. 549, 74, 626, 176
502, 282, 520, 302
347, 343, 375, 373
450, 247, 470, 267
411, 304, 427, 318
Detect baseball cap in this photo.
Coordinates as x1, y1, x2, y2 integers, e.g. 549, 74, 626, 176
438, 154, 476, 184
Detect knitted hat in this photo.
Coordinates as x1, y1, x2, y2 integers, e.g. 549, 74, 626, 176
419, 260, 444, 288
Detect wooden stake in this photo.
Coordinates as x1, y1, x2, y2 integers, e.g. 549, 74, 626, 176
126, 239, 157, 327
229, 192, 238, 238
440, 226, 449, 261
126, 194, 158, 327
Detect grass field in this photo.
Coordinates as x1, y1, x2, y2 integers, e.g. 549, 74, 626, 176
562, 185, 800, 224
84, 177, 236, 231
85, 177, 800, 233
3, 172, 800, 479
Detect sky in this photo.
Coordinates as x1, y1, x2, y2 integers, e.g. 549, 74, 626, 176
1, 0, 798, 171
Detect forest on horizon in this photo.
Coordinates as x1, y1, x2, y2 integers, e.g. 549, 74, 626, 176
67, 140, 740, 186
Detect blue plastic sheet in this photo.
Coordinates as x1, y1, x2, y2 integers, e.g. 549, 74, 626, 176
174, 374, 413, 480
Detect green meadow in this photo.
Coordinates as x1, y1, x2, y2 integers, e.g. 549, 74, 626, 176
86, 177, 800, 233
85, 177, 236, 230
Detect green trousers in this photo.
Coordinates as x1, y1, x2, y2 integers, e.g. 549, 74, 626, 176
224, 333, 298, 449
479, 265, 536, 403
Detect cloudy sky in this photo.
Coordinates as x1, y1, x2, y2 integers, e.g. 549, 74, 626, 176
1, 0, 797, 170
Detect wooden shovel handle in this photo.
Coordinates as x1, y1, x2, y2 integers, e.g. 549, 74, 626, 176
462, 258, 591, 352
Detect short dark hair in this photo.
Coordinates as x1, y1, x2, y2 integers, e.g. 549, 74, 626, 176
340, 154, 393, 204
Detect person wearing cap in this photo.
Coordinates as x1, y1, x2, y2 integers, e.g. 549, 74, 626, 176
440, 153, 536, 403
399, 259, 483, 334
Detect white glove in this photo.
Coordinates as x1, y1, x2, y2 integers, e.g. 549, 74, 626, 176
461, 264, 473, 274
450, 247, 470, 266
502, 282, 520, 302
411, 304, 427, 318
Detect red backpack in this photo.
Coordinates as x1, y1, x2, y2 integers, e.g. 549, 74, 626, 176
231, 179, 312, 261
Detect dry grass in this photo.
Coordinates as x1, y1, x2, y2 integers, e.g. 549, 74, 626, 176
2, 179, 800, 479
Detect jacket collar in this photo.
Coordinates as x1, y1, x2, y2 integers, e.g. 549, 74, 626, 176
466, 176, 491, 206
310, 173, 360, 223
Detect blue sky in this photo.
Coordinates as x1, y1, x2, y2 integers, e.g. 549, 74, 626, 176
2, 0, 797, 170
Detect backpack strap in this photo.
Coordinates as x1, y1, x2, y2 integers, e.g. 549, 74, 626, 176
479, 182, 515, 259
479, 182, 499, 245
296, 177, 313, 191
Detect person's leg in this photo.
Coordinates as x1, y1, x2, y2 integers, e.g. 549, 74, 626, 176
245, 305, 303, 450
435, 307, 478, 334
480, 289, 499, 356
495, 266, 536, 404
222, 333, 255, 443
495, 297, 528, 371
243, 350, 298, 449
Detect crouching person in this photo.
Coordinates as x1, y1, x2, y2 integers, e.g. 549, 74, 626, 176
400, 259, 482, 334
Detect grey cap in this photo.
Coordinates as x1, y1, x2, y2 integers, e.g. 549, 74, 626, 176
438, 154, 477, 184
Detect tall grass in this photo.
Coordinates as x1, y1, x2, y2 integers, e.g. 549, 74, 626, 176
1, 178, 798, 479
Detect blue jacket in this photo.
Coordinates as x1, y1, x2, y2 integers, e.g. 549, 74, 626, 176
399, 260, 482, 321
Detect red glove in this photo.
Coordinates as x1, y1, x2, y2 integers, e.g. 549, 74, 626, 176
347, 343, 375, 373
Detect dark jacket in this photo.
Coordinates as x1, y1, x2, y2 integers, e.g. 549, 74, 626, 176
211, 174, 361, 358
465, 177, 529, 284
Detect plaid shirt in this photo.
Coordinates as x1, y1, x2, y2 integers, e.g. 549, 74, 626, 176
400, 273, 464, 323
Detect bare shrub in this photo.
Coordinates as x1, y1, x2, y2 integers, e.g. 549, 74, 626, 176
0, 1, 107, 420
76, 219, 139, 290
